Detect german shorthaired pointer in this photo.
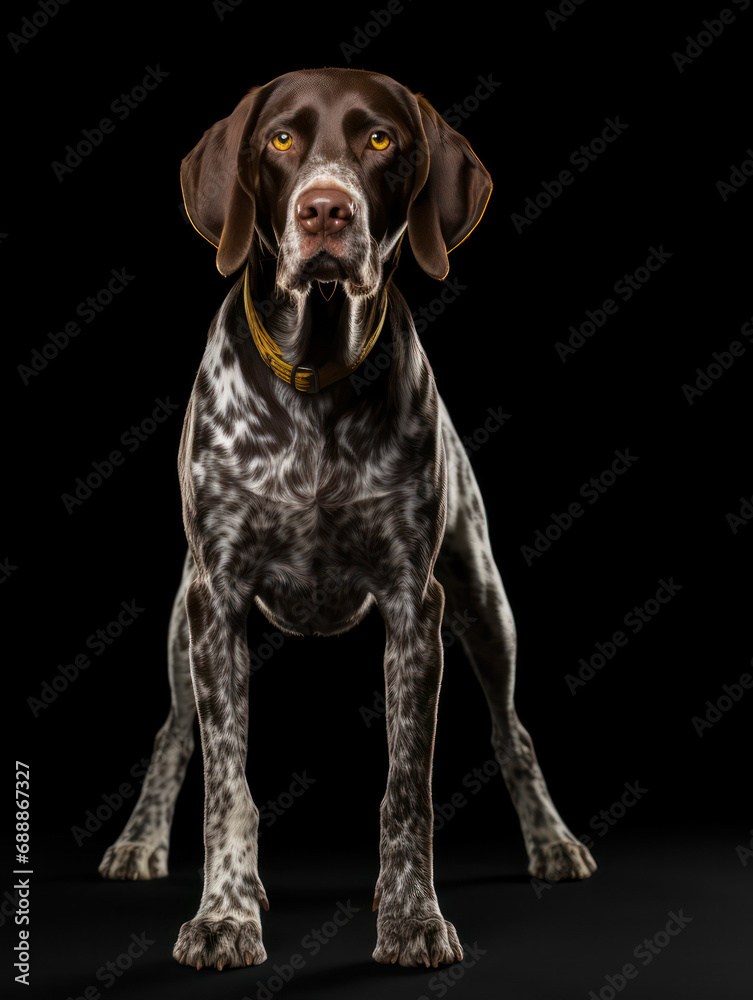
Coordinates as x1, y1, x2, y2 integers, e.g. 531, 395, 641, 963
99, 67, 596, 971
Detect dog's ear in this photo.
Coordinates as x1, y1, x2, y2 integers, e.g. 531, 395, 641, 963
180, 87, 264, 277
407, 94, 492, 282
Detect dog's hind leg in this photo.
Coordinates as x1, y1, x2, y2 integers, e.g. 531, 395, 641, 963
99, 549, 197, 880
435, 400, 596, 882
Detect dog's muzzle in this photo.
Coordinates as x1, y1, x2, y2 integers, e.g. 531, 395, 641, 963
276, 164, 381, 299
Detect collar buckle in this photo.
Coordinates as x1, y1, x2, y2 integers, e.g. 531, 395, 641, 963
290, 364, 320, 394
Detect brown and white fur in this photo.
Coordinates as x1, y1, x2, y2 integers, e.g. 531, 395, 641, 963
98, 67, 596, 971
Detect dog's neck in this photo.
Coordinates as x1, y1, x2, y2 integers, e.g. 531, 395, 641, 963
244, 256, 387, 372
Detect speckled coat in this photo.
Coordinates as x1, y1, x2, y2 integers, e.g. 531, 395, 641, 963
99, 68, 596, 971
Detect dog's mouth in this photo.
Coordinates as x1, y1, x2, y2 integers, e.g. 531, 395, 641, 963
278, 234, 378, 298
296, 242, 352, 283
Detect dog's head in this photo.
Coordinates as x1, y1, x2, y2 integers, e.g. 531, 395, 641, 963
180, 68, 491, 298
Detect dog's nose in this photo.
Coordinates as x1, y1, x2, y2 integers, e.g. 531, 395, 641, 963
296, 188, 355, 235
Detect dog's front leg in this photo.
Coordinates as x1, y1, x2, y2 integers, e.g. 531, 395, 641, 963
372, 576, 463, 968
172, 576, 269, 970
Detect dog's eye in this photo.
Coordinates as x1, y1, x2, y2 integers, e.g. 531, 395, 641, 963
272, 133, 293, 151
369, 132, 390, 151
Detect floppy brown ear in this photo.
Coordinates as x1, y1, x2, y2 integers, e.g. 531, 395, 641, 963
407, 94, 492, 281
180, 87, 263, 277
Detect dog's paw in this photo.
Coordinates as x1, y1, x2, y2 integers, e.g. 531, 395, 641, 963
173, 917, 267, 970
98, 841, 168, 880
373, 914, 463, 967
528, 840, 597, 881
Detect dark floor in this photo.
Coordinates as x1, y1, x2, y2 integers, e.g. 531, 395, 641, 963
26, 823, 749, 1000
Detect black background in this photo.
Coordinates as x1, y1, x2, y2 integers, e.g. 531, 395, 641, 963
3, 1, 752, 998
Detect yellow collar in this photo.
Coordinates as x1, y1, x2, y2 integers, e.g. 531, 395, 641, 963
242, 267, 390, 394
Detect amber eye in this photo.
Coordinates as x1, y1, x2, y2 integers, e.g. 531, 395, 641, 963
272, 132, 292, 151
369, 131, 390, 150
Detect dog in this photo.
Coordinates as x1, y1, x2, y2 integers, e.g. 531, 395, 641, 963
98, 67, 596, 971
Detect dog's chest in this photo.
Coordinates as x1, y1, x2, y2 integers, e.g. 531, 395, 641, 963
195, 399, 393, 506
192, 330, 429, 506
182, 323, 443, 631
